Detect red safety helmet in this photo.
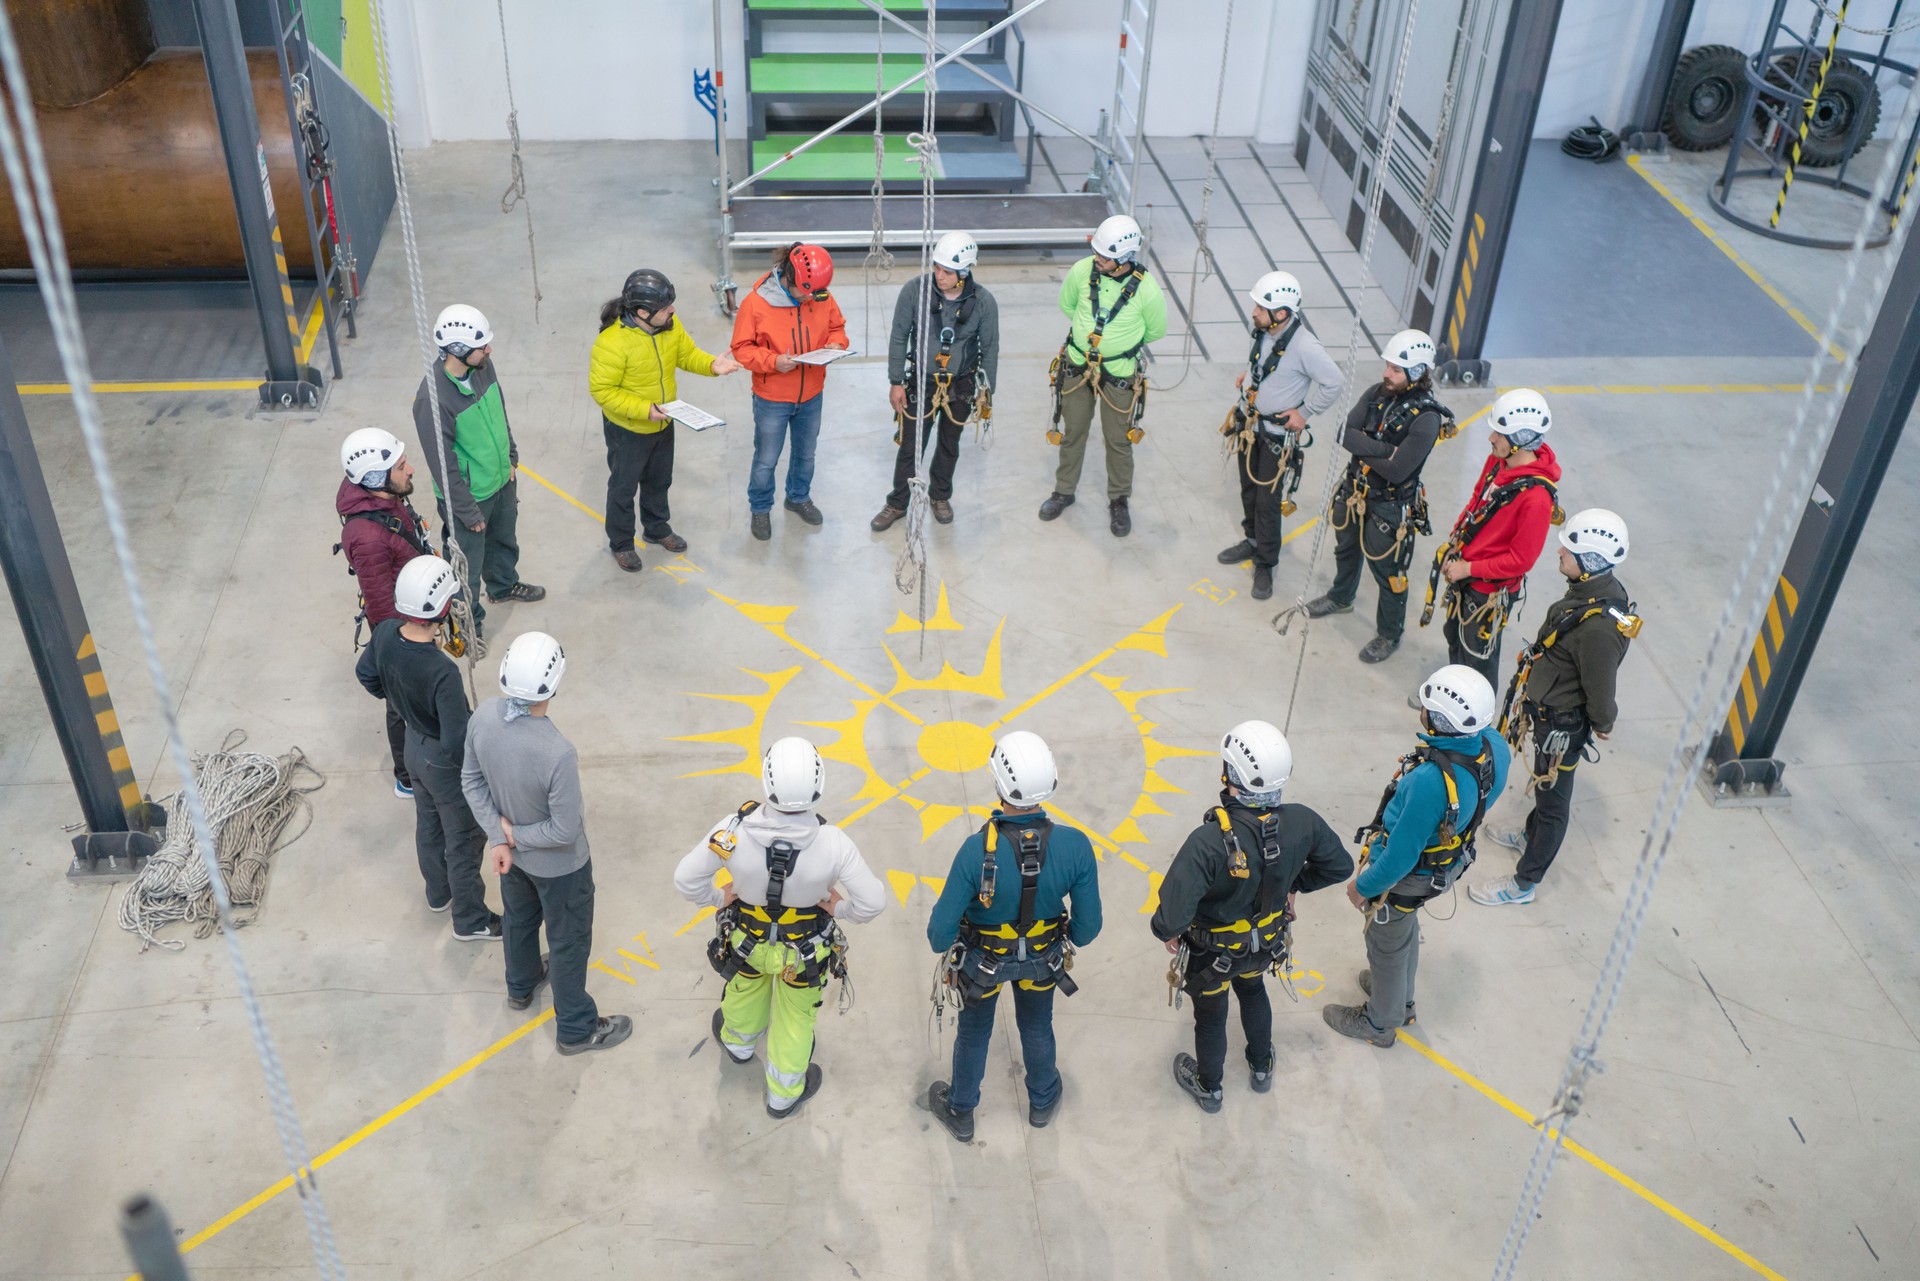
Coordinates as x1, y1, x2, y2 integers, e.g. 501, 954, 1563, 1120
787, 243, 834, 297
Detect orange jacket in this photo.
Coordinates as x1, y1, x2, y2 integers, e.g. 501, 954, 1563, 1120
729, 271, 849, 404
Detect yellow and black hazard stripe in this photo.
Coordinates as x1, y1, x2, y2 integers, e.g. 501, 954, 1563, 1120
1446, 213, 1487, 358
76, 633, 144, 813
1723, 576, 1800, 754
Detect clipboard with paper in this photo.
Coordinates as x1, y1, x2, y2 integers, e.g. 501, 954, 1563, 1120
656, 400, 725, 431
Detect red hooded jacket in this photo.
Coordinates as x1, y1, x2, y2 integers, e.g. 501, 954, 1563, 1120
1449, 443, 1561, 592
335, 477, 430, 626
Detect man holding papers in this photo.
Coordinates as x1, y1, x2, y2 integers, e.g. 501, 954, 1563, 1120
590, 269, 740, 572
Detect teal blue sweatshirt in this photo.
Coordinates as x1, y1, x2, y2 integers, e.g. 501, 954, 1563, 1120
927, 810, 1103, 950
1355, 729, 1511, 899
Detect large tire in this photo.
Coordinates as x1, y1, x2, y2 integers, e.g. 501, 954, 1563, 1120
1764, 54, 1880, 168
1663, 44, 1750, 151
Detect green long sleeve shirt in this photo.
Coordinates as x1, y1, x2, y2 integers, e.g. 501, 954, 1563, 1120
1058, 256, 1167, 380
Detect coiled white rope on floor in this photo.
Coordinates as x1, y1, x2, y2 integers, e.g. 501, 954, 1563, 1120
1487, 66, 1920, 1281
118, 735, 324, 951
0, 8, 346, 1276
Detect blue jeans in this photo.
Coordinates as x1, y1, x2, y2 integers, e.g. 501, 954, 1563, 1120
748, 394, 823, 513
949, 983, 1059, 1112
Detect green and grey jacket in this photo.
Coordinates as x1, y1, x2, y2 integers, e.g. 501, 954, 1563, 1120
413, 360, 518, 528
1522, 572, 1633, 734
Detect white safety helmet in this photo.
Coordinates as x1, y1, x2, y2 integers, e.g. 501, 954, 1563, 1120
1489, 387, 1551, 447
499, 631, 566, 702
433, 303, 492, 356
1220, 720, 1293, 797
393, 555, 461, 621
1417, 665, 1496, 736
762, 736, 824, 813
1379, 328, 1437, 379
1090, 214, 1143, 263
1560, 507, 1629, 572
1248, 270, 1302, 314
988, 730, 1057, 806
932, 230, 979, 274
341, 427, 405, 488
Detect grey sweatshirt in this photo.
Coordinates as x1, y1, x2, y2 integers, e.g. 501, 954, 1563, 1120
1248, 322, 1344, 421
461, 697, 589, 878
887, 274, 1000, 392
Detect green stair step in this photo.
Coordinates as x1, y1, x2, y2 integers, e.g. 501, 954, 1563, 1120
750, 52, 1009, 95
753, 133, 938, 183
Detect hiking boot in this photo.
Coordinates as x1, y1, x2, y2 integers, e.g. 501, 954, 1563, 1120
453, 913, 503, 942
507, 952, 550, 1011
645, 531, 688, 554
712, 1007, 755, 1064
1323, 1002, 1397, 1047
1252, 566, 1273, 601
1249, 1058, 1275, 1094
1304, 594, 1353, 618
557, 1014, 633, 1056
1109, 497, 1132, 537
1028, 1083, 1062, 1128
1038, 492, 1075, 521
784, 499, 824, 525
488, 582, 546, 604
1358, 970, 1416, 1025
1469, 875, 1536, 907
612, 548, 644, 573
931, 498, 954, 524
870, 505, 906, 532
1217, 539, 1256, 565
767, 1064, 824, 1119
751, 511, 772, 541
1359, 635, 1400, 664
927, 1081, 975, 1142
1172, 1053, 1223, 1113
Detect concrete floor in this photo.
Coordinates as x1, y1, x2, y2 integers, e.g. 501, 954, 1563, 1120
1, 138, 1917, 1280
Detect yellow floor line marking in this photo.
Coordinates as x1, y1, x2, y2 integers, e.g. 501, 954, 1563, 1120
297, 298, 325, 364
517, 463, 605, 523
1399, 1031, 1789, 1281
1626, 154, 1845, 363
18, 379, 261, 395
139, 1008, 555, 1276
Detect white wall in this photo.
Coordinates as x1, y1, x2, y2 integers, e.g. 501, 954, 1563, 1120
391, 0, 1306, 145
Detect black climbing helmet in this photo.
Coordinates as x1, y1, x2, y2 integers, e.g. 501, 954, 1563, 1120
622, 269, 676, 317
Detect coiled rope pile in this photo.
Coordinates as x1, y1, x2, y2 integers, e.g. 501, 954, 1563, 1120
117, 734, 324, 951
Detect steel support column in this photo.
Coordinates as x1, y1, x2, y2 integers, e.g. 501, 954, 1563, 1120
0, 333, 160, 875
1703, 220, 1920, 805
1623, 0, 1697, 153
1437, 0, 1568, 374
191, 0, 323, 407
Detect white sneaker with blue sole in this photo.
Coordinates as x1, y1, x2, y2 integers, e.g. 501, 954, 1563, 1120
1469, 875, 1535, 907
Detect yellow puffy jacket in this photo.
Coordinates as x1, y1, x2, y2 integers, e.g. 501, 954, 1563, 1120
589, 316, 718, 434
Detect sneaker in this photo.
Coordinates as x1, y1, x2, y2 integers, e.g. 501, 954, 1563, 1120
1216, 539, 1256, 565
784, 499, 824, 525
1028, 1080, 1062, 1128
1491, 828, 1525, 853
1249, 1059, 1275, 1094
1359, 635, 1400, 664
931, 498, 954, 524
488, 582, 546, 604
1469, 875, 1536, 907
751, 511, 771, 540
426, 894, 451, 914
507, 953, 550, 1011
1323, 1002, 1397, 1047
928, 1081, 975, 1142
767, 1063, 824, 1119
1172, 1053, 1222, 1114
453, 914, 504, 942
1038, 492, 1075, 521
557, 1014, 633, 1056
612, 548, 644, 573
712, 1007, 755, 1064
394, 778, 414, 800
1252, 565, 1273, 601
1357, 970, 1416, 1025
646, 532, 688, 554
1304, 594, 1353, 618
1109, 497, 1132, 537
870, 505, 906, 532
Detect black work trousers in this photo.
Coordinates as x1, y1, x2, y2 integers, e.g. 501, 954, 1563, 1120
1189, 971, 1274, 1091
402, 730, 490, 934
385, 700, 411, 788
1444, 585, 1504, 687
1329, 492, 1412, 642
887, 398, 970, 510
1517, 723, 1591, 886
604, 418, 675, 551
1235, 435, 1286, 568
502, 858, 600, 1044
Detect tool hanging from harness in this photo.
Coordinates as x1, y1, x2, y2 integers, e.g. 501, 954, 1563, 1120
1353, 742, 1496, 916
707, 812, 849, 992
1419, 474, 1566, 652
1048, 264, 1149, 446
940, 817, 1078, 1007
333, 506, 431, 651
894, 283, 986, 448
1169, 806, 1295, 1006
1498, 599, 1642, 791
1221, 315, 1311, 515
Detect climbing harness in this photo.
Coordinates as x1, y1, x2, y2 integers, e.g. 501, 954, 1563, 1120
707, 821, 850, 1002
1175, 806, 1295, 1000
494, 0, 543, 318
938, 817, 1078, 1007
1419, 472, 1565, 651
1498, 600, 1641, 792
332, 504, 431, 649
1353, 740, 1496, 917
1224, 314, 1312, 513
894, 282, 991, 448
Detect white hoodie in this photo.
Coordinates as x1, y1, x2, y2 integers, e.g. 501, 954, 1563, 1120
674, 804, 887, 924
